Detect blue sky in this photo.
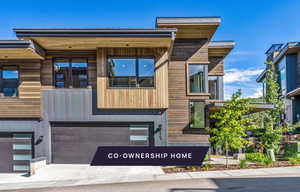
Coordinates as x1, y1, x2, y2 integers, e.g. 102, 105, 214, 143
1, 0, 299, 99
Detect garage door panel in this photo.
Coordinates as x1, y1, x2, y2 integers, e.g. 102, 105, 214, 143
51, 124, 150, 164
0, 133, 33, 173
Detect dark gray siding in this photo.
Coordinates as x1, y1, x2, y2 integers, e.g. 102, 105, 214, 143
293, 96, 300, 123
41, 88, 168, 162
286, 54, 298, 93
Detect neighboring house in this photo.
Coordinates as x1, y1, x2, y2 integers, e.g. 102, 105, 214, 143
0, 17, 235, 172
257, 42, 300, 124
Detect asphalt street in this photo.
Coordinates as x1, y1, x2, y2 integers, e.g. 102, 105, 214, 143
2, 173, 300, 192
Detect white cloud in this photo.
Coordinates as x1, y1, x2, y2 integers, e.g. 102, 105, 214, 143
247, 87, 263, 98
224, 68, 264, 83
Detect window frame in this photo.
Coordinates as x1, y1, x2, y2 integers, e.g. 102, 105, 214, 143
107, 56, 156, 89
0, 65, 20, 98
188, 100, 206, 129
186, 62, 210, 96
208, 75, 219, 100
53, 58, 89, 89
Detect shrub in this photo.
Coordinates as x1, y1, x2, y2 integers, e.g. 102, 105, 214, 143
289, 157, 300, 166
262, 158, 273, 167
204, 154, 210, 161
201, 163, 213, 171
187, 165, 200, 171
239, 159, 248, 168
245, 152, 268, 163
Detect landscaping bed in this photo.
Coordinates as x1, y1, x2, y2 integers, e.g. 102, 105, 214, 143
163, 161, 300, 173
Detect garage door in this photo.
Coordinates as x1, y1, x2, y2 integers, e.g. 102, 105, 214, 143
0, 133, 33, 173
51, 123, 153, 164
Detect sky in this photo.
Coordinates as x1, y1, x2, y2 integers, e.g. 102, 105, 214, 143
0, 0, 299, 99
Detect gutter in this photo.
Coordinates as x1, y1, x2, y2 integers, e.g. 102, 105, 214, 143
14, 28, 177, 38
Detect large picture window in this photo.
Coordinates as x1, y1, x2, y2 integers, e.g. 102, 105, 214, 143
108, 57, 155, 88
188, 64, 206, 93
189, 100, 205, 129
0, 66, 19, 97
54, 58, 88, 88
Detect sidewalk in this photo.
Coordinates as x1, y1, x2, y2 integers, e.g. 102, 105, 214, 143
1, 165, 300, 191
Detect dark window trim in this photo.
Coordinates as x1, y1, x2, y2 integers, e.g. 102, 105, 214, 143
208, 75, 219, 100
53, 57, 89, 88
0, 65, 20, 98
188, 100, 206, 129
107, 56, 156, 89
186, 63, 209, 96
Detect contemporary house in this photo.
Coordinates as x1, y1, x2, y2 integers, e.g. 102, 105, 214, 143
0, 17, 235, 172
257, 42, 300, 124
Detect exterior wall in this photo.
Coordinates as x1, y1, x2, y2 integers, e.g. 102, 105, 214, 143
208, 56, 224, 76
40, 89, 167, 162
286, 54, 298, 93
0, 59, 41, 118
297, 52, 300, 87
168, 38, 211, 144
292, 96, 300, 123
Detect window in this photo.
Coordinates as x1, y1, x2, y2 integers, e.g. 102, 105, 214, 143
54, 58, 88, 88
189, 101, 205, 128
108, 57, 155, 88
208, 76, 218, 99
13, 144, 31, 150
188, 64, 206, 93
277, 58, 286, 95
13, 165, 29, 171
0, 66, 19, 97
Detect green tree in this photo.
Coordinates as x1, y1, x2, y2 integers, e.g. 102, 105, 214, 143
207, 90, 256, 168
258, 61, 284, 160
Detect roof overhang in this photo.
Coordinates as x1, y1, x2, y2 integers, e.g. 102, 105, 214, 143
208, 102, 274, 113
156, 17, 220, 39
0, 40, 45, 59
273, 42, 300, 64
14, 28, 177, 50
287, 87, 300, 97
208, 41, 235, 57
256, 69, 266, 83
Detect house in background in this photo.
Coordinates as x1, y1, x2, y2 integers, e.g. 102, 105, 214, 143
0, 17, 235, 172
257, 42, 300, 124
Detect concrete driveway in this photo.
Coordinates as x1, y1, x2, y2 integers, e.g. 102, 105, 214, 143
0, 164, 163, 184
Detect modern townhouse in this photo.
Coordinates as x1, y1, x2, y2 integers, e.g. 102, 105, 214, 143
0, 17, 235, 172
257, 42, 300, 124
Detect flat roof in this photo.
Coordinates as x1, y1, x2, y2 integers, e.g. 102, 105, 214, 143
287, 87, 300, 97
0, 40, 33, 48
0, 40, 45, 59
156, 17, 221, 26
208, 41, 235, 48
14, 28, 177, 38
208, 102, 274, 113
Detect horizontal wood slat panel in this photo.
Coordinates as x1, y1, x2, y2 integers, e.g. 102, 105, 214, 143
97, 48, 168, 109
0, 98, 40, 118
0, 60, 41, 118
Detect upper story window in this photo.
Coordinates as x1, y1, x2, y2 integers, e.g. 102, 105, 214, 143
188, 64, 207, 93
108, 57, 155, 88
277, 58, 286, 95
54, 58, 88, 88
189, 100, 205, 129
0, 66, 19, 97
208, 76, 218, 99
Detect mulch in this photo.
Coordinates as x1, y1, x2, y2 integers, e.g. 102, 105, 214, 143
163, 161, 298, 173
